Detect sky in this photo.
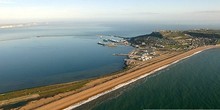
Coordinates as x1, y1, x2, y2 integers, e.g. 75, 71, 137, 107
0, 0, 220, 24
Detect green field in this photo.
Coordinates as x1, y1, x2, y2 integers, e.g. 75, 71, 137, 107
0, 80, 89, 101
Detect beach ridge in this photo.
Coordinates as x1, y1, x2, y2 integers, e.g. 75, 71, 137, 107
30, 45, 220, 110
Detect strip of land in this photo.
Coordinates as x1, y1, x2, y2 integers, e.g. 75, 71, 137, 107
27, 45, 219, 110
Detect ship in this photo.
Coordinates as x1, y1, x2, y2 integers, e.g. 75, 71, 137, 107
97, 42, 106, 46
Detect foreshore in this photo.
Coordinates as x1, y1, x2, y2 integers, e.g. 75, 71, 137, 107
28, 45, 220, 110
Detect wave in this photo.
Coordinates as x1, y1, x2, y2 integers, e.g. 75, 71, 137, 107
64, 50, 203, 110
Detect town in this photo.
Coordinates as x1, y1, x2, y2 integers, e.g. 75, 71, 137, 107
98, 29, 220, 67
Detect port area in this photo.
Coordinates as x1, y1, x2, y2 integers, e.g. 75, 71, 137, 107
125, 48, 168, 67
96, 29, 220, 68
96, 34, 167, 67
97, 35, 130, 47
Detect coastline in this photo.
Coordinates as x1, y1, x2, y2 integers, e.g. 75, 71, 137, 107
32, 45, 220, 110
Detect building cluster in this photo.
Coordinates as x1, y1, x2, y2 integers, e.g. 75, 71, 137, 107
128, 47, 157, 62
97, 35, 130, 47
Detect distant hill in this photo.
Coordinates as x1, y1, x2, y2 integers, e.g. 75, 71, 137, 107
129, 32, 176, 46
129, 29, 220, 50
184, 29, 220, 39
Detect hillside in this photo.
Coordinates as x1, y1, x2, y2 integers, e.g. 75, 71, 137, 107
129, 29, 220, 51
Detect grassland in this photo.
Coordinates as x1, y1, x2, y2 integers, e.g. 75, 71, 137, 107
0, 80, 89, 107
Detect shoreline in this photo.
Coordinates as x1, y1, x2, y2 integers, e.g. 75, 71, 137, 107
33, 45, 220, 110
66, 50, 204, 110
63, 50, 203, 110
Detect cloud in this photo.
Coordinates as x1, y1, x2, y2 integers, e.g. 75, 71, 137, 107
0, 0, 15, 4
134, 12, 160, 15
193, 10, 220, 14
121, 9, 160, 15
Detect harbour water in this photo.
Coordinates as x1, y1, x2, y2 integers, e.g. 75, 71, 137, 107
75, 48, 220, 109
0, 22, 136, 93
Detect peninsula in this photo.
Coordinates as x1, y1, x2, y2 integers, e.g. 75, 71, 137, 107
1, 29, 220, 110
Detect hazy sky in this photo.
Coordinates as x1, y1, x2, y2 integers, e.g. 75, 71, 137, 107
0, 0, 220, 24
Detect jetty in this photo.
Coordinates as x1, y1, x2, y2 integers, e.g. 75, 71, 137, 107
113, 53, 128, 56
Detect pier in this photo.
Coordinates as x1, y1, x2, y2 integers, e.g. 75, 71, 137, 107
113, 53, 128, 56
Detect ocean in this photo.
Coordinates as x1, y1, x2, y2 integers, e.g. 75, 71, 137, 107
75, 48, 220, 109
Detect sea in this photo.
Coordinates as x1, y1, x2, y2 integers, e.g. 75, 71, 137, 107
75, 48, 220, 110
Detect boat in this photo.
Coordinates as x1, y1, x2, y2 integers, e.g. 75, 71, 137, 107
97, 42, 105, 46
108, 39, 119, 43
103, 39, 108, 42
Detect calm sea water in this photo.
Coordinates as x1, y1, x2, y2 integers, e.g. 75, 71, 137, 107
76, 48, 220, 109
0, 23, 137, 93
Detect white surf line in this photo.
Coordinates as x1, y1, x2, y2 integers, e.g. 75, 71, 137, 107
64, 50, 203, 110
